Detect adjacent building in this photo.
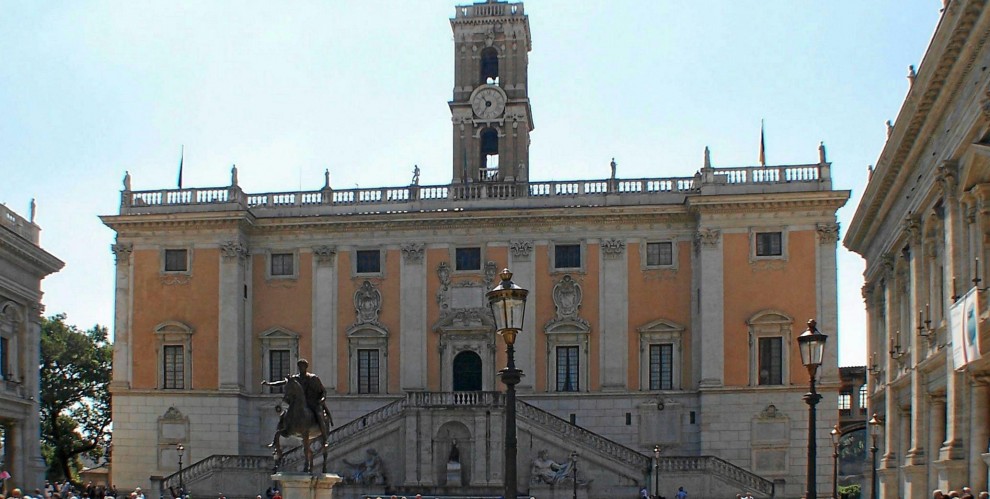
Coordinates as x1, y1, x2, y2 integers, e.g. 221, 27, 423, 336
103, 2, 849, 497
844, 1, 990, 497
0, 202, 64, 489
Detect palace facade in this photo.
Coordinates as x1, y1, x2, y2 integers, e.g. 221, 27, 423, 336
103, 2, 848, 497
0, 203, 63, 490
844, 1, 990, 497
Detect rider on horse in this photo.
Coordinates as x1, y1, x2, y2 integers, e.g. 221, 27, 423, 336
263, 358, 332, 447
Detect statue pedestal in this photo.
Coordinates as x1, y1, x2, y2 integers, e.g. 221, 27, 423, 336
273, 473, 343, 499
445, 462, 462, 487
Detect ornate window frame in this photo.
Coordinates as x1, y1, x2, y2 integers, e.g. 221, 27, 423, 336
346, 324, 388, 394
258, 327, 300, 391
433, 309, 497, 392
154, 321, 194, 390
452, 246, 485, 274
550, 241, 585, 273
747, 310, 793, 386
161, 247, 193, 274
353, 248, 385, 277
545, 321, 590, 393
641, 239, 678, 270
637, 318, 685, 391
749, 228, 788, 262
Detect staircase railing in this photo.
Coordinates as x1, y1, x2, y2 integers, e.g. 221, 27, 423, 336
280, 397, 407, 468
660, 456, 775, 496
163, 455, 274, 491
516, 400, 650, 472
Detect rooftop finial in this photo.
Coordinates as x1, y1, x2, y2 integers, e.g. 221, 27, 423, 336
907, 65, 917, 86
123, 171, 132, 191
886, 120, 894, 138
868, 164, 874, 181
231, 164, 238, 187
324, 169, 331, 189
412, 165, 421, 185
29, 198, 36, 223
704, 146, 711, 169
818, 142, 826, 164
610, 158, 617, 179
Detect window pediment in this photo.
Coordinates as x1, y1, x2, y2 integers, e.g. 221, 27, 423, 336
0, 302, 22, 324
154, 321, 194, 338
637, 318, 685, 336
259, 327, 300, 341
545, 318, 590, 335
433, 307, 493, 333
747, 310, 792, 327
346, 324, 389, 338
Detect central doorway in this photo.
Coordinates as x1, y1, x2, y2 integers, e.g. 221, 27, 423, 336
452, 351, 482, 391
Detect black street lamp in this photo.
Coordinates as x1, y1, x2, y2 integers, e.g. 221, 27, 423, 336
176, 443, 185, 495
830, 424, 840, 499
570, 451, 578, 499
798, 319, 827, 499
488, 269, 528, 499
653, 444, 661, 499
869, 413, 883, 499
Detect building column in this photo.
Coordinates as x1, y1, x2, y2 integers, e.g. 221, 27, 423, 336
937, 162, 967, 460
969, 374, 990, 492
110, 243, 133, 389
882, 266, 899, 469
815, 223, 840, 383
907, 217, 928, 468
24, 303, 45, 488
399, 244, 427, 391
218, 240, 248, 391
599, 238, 628, 391
928, 393, 947, 489
695, 228, 723, 388
312, 246, 338, 391
509, 241, 536, 392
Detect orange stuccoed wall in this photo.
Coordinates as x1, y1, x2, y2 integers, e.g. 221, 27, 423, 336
252, 252, 314, 386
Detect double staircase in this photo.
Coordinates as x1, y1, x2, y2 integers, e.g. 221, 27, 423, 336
162, 392, 774, 499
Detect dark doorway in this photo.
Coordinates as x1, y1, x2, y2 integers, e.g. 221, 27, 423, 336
453, 351, 482, 391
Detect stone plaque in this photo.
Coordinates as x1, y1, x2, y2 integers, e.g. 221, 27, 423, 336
450, 285, 483, 309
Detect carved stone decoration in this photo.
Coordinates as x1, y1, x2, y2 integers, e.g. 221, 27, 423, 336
760, 404, 780, 419
354, 281, 382, 326
902, 215, 922, 244
880, 253, 896, 279
552, 275, 582, 320
436, 262, 452, 316
483, 261, 498, 287
509, 240, 533, 259
160, 274, 191, 286
694, 228, 721, 253
401, 243, 424, 264
750, 260, 787, 272
111, 243, 133, 264
220, 241, 248, 260
437, 262, 452, 286
815, 223, 840, 245
600, 238, 626, 259
312, 245, 337, 265
936, 161, 959, 199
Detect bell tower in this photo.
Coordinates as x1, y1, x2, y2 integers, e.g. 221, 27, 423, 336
450, 0, 533, 184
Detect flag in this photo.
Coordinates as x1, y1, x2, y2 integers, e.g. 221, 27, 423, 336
177, 145, 184, 189
950, 287, 982, 370
759, 120, 766, 167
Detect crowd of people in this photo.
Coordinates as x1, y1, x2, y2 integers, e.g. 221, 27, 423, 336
0, 482, 121, 499
932, 487, 990, 499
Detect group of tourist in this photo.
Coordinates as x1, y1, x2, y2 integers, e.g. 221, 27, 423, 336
0, 482, 121, 499
932, 487, 990, 499
639, 485, 689, 499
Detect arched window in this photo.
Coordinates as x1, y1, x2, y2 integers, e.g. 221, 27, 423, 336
480, 127, 499, 179
452, 351, 482, 391
480, 47, 498, 84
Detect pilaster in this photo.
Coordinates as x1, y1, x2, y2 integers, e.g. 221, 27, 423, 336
218, 240, 248, 391
111, 242, 133, 389
901, 463, 928, 499
969, 374, 990, 492
815, 222, 840, 383
312, 246, 338, 391
509, 240, 536, 392
878, 466, 900, 499
937, 161, 967, 458
24, 303, 45, 488
695, 228, 724, 388
599, 238, 628, 391
399, 243, 427, 391
906, 216, 928, 465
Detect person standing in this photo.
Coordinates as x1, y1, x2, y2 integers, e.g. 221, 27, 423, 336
674, 486, 687, 499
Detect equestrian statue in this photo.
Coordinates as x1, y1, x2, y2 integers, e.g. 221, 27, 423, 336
263, 358, 334, 473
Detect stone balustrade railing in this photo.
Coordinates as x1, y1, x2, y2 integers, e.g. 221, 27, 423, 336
406, 390, 501, 407
163, 455, 274, 491
659, 456, 775, 496
0, 203, 38, 244
516, 400, 650, 472
119, 163, 830, 217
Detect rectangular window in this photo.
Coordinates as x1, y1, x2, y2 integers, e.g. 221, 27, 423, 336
758, 337, 783, 385
357, 349, 380, 394
556, 346, 580, 392
163, 345, 184, 389
268, 349, 290, 394
164, 249, 188, 272
838, 393, 852, 411
270, 253, 294, 277
755, 232, 783, 257
0, 337, 8, 380
859, 384, 868, 414
455, 247, 481, 271
649, 344, 674, 390
646, 242, 673, 267
356, 250, 381, 274
554, 244, 581, 269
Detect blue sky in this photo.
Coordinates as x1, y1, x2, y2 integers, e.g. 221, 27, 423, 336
0, 1, 938, 366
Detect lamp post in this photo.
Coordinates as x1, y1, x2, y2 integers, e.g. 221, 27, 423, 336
798, 319, 827, 499
488, 268, 528, 499
868, 413, 883, 499
570, 451, 578, 499
830, 424, 840, 499
176, 443, 185, 495
653, 444, 661, 499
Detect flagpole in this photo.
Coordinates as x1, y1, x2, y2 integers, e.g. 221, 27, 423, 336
178, 145, 184, 189
759, 120, 766, 167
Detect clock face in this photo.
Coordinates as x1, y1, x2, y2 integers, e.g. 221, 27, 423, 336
472, 87, 506, 119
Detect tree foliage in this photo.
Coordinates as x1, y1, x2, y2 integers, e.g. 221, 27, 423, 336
40, 314, 112, 482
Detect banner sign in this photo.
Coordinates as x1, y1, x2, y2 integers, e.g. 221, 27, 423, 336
949, 287, 981, 371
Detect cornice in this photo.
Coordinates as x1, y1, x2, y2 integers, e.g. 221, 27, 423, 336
847, 0, 989, 251
100, 211, 256, 233
686, 190, 850, 214
0, 227, 64, 277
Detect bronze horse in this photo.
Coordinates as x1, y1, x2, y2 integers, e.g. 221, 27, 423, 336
271, 376, 329, 473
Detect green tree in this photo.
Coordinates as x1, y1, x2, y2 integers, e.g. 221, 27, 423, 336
40, 314, 112, 482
